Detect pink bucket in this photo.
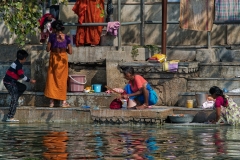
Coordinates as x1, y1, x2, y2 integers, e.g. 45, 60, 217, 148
68, 75, 87, 92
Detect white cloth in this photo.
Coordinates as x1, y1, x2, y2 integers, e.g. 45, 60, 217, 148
202, 100, 215, 109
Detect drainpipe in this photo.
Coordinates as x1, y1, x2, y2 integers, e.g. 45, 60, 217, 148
162, 0, 167, 54
140, 0, 145, 46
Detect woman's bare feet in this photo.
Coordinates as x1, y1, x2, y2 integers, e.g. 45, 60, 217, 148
136, 104, 148, 110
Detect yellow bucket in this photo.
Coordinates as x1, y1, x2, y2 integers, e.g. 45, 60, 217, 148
186, 100, 193, 108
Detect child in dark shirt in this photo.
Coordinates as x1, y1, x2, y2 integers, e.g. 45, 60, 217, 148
3, 49, 36, 122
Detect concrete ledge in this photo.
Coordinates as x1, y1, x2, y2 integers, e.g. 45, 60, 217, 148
187, 78, 240, 92
0, 107, 92, 123
0, 91, 115, 108
171, 107, 215, 123
0, 106, 215, 124
119, 61, 199, 74
199, 62, 240, 78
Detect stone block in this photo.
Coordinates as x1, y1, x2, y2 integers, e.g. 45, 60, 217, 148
187, 78, 240, 92
106, 59, 127, 89
167, 49, 196, 61
199, 62, 240, 78
231, 50, 240, 62
196, 49, 217, 63
216, 48, 234, 62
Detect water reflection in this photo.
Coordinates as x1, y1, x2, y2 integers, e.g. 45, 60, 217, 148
0, 124, 239, 159
43, 131, 68, 160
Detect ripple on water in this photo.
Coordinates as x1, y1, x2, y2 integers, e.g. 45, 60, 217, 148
0, 124, 239, 159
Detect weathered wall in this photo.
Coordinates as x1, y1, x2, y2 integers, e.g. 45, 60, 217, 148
1, 1, 240, 46
58, 1, 239, 46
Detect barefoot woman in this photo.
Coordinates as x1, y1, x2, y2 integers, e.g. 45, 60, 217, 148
120, 66, 158, 109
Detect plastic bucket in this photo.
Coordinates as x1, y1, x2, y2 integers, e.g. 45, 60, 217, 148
186, 100, 193, 108
92, 84, 102, 93
70, 29, 76, 47
68, 75, 87, 92
195, 93, 208, 108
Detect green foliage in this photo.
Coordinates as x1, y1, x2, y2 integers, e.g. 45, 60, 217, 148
0, 0, 68, 47
131, 45, 141, 60
143, 45, 160, 54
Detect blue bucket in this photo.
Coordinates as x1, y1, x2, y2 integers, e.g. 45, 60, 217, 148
92, 84, 102, 93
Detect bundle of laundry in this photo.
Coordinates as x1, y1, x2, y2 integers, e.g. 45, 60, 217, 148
163, 60, 179, 72
38, 13, 56, 43
148, 54, 166, 63
107, 21, 120, 36
202, 100, 215, 109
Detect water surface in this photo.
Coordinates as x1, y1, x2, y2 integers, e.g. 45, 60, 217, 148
0, 123, 240, 160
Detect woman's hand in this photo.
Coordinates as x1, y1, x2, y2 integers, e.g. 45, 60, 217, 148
121, 94, 129, 99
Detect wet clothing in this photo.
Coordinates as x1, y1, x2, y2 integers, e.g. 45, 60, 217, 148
3, 59, 29, 119
44, 34, 71, 101
72, 0, 104, 46
215, 95, 240, 125
124, 75, 158, 105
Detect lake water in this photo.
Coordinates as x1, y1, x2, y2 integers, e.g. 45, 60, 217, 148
0, 123, 240, 160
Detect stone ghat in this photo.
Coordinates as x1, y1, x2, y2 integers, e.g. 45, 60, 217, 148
0, 106, 215, 125
89, 107, 173, 125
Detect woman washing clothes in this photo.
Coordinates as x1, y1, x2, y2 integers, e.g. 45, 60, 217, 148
120, 66, 158, 109
44, 20, 72, 107
209, 86, 240, 125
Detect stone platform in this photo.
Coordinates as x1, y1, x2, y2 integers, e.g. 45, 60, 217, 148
0, 106, 215, 125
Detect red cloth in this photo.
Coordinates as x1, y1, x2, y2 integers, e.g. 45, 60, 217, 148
215, 96, 228, 108
110, 98, 122, 109
129, 75, 147, 92
38, 13, 54, 29
72, 0, 104, 46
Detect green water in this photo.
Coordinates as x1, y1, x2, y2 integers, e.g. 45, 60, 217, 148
0, 123, 240, 160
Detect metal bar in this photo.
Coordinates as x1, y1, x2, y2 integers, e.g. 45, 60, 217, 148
121, 22, 141, 25
145, 21, 178, 24
161, 0, 167, 55
207, 31, 211, 49
118, 0, 121, 50
146, 20, 240, 24
140, 0, 145, 46
64, 23, 108, 26
63, 20, 240, 26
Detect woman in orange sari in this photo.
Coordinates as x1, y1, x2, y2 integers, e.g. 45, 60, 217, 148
72, 0, 104, 46
44, 20, 72, 107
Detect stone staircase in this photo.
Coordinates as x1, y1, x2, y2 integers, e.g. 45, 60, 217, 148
178, 62, 240, 108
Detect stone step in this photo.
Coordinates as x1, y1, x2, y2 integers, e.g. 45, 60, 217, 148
178, 92, 240, 107
0, 106, 214, 123
119, 61, 199, 74
199, 62, 240, 78
187, 78, 240, 92
0, 91, 115, 108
